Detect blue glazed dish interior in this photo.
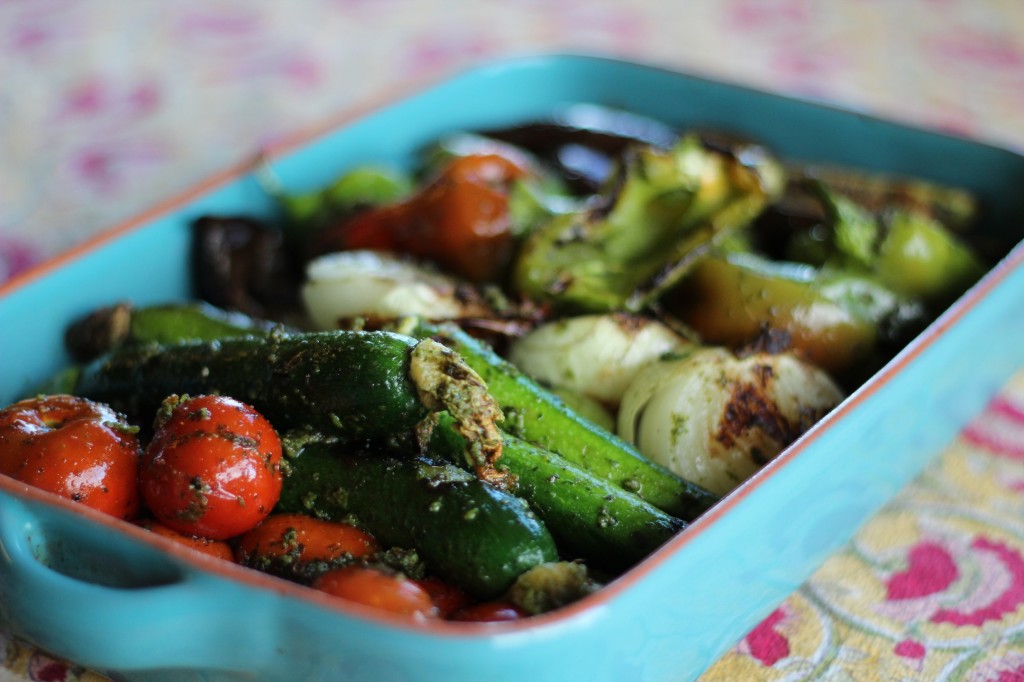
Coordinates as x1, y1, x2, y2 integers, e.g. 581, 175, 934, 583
1, 54, 1024, 682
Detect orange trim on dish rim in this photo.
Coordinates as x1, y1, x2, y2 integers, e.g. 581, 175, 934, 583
2, 61, 1023, 638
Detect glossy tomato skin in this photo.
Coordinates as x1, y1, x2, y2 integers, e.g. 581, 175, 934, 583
314, 154, 529, 282
140, 395, 283, 541
236, 513, 378, 582
0, 395, 141, 519
313, 566, 439, 618
134, 518, 234, 561
415, 576, 473, 618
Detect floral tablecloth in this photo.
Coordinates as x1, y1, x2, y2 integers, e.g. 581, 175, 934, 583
2, 1, 1024, 680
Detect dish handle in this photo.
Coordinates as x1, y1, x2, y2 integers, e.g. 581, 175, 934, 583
0, 495, 279, 675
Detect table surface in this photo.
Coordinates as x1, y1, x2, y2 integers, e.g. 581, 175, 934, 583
2, 2, 1024, 680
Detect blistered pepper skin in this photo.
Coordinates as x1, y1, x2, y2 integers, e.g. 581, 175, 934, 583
670, 255, 879, 376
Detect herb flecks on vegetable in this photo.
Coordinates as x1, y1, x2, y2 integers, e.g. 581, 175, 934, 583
409, 338, 508, 488
507, 561, 599, 616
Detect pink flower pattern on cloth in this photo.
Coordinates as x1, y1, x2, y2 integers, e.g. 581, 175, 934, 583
704, 377, 1024, 680
2, 1, 1024, 681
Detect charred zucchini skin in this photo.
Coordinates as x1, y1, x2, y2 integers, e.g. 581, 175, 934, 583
410, 321, 719, 521
277, 442, 558, 598
74, 331, 428, 441
428, 413, 685, 572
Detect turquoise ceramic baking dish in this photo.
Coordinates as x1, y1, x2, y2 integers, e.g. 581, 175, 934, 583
2, 54, 1024, 682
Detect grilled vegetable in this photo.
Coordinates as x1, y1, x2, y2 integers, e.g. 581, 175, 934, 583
140, 394, 284, 540
667, 252, 926, 377
235, 513, 379, 583
872, 209, 986, 302
134, 519, 234, 561
301, 250, 490, 329
64, 301, 286, 362
420, 132, 581, 236
73, 331, 427, 442
72, 330, 504, 484
812, 183, 986, 303
399, 319, 719, 520
507, 313, 693, 407
546, 386, 616, 433
277, 165, 415, 251
0, 395, 141, 520
618, 347, 844, 496
312, 565, 438, 618
506, 561, 598, 616
478, 103, 681, 194
277, 442, 558, 598
311, 154, 531, 283
425, 412, 685, 572
512, 134, 784, 312
192, 215, 299, 320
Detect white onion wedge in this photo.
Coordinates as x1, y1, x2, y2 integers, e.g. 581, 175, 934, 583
508, 314, 692, 407
302, 250, 481, 329
618, 348, 843, 495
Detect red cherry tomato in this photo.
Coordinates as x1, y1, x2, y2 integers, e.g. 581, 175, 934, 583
134, 518, 234, 561
236, 513, 378, 567
314, 154, 529, 282
0, 395, 140, 519
415, 576, 473, 618
139, 395, 283, 540
449, 600, 526, 623
312, 566, 439, 618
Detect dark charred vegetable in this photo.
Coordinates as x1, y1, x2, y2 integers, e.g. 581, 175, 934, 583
192, 215, 300, 319
277, 442, 558, 598
480, 104, 680, 193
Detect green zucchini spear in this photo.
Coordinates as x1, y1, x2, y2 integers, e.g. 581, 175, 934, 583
64, 300, 290, 362
277, 442, 558, 598
400, 319, 719, 521
74, 330, 426, 441
424, 412, 685, 572
71, 329, 509, 485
